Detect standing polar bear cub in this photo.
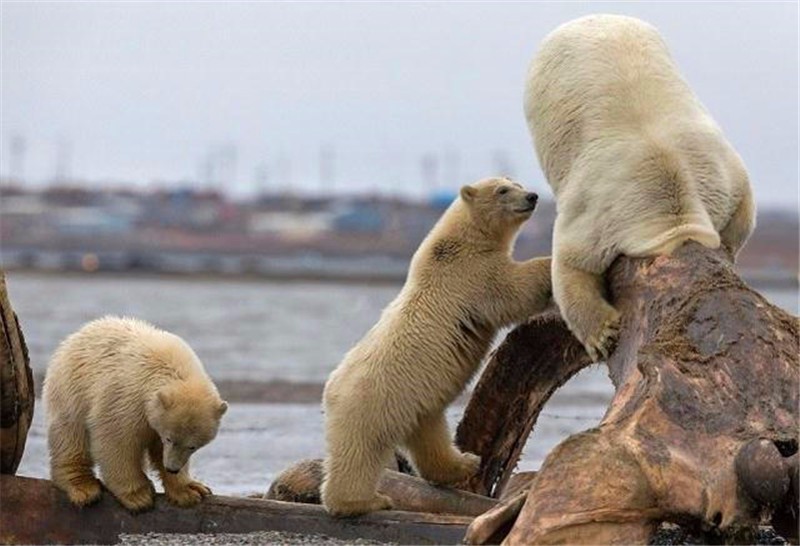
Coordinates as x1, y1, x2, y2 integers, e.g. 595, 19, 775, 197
322, 177, 552, 517
44, 317, 228, 511
525, 14, 755, 360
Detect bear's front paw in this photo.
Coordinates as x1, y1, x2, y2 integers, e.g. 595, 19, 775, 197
424, 451, 482, 485
115, 483, 155, 512
63, 477, 103, 507
582, 309, 620, 362
458, 452, 482, 476
165, 480, 212, 507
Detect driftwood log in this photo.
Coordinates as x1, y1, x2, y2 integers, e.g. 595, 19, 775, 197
455, 311, 590, 497
458, 242, 798, 544
0, 475, 473, 545
0, 272, 34, 475
267, 458, 497, 517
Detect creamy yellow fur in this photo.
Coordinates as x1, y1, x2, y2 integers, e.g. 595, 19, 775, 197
43, 316, 228, 511
524, 14, 755, 360
321, 177, 552, 517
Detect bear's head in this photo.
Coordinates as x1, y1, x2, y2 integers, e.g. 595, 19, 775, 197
459, 177, 538, 237
146, 380, 228, 473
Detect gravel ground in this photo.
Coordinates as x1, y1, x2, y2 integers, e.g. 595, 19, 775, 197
114, 525, 796, 546
120, 532, 394, 545
649, 524, 788, 545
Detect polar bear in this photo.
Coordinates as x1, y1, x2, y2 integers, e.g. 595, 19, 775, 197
321, 177, 552, 516
44, 316, 228, 511
524, 14, 755, 360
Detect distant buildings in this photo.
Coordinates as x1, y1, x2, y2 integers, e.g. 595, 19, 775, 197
0, 181, 796, 285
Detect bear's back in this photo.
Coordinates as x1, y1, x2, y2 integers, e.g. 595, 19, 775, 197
45, 316, 203, 408
525, 14, 710, 194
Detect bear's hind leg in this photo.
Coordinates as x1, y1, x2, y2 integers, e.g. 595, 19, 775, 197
405, 412, 480, 486
719, 188, 755, 259
553, 255, 620, 362
48, 419, 102, 506
321, 429, 393, 517
93, 431, 155, 512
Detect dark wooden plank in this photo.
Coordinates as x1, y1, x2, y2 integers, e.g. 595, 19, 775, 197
267, 458, 497, 516
463, 243, 799, 545
0, 272, 34, 475
454, 311, 591, 497
0, 475, 471, 545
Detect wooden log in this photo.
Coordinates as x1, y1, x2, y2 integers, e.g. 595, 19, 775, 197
0, 272, 34, 475
455, 312, 590, 497
460, 243, 799, 544
266, 458, 498, 517
0, 475, 472, 545
464, 490, 528, 546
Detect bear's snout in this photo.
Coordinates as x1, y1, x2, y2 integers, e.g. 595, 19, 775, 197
526, 192, 538, 205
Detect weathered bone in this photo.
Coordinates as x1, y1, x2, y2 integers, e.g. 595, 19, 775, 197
458, 243, 798, 544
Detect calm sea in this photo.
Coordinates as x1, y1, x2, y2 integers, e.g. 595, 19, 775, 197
9, 272, 798, 495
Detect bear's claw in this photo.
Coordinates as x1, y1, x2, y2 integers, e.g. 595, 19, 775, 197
581, 311, 620, 362
423, 451, 482, 485
165, 480, 212, 507
458, 452, 482, 477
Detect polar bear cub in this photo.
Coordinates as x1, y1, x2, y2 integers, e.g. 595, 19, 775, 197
322, 177, 552, 516
524, 14, 755, 360
44, 316, 228, 511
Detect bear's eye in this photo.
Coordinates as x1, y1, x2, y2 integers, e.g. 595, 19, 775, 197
165, 437, 173, 444
188, 446, 196, 451
497, 187, 509, 195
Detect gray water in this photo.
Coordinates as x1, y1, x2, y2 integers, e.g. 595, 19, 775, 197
8, 272, 798, 495
9, 272, 396, 382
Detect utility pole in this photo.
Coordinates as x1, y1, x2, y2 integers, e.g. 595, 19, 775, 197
200, 153, 215, 190
276, 153, 293, 196
9, 135, 25, 186
54, 137, 73, 186
219, 144, 238, 194
443, 148, 460, 190
319, 144, 335, 196
420, 152, 439, 197
254, 162, 270, 197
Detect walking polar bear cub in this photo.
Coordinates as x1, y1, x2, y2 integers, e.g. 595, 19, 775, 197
45, 317, 227, 511
525, 14, 755, 360
322, 177, 552, 516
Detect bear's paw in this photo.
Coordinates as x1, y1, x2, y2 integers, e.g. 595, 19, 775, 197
582, 309, 620, 362
115, 482, 155, 512
64, 477, 103, 507
423, 451, 482, 485
165, 480, 212, 507
325, 493, 393, 518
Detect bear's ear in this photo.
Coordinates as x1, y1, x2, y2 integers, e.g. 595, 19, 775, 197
217, 401, 229, 417
460, 185, 477, 203
156, 390, 173, 410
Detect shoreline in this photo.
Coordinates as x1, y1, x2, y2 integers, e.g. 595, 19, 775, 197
31, 372, 328, 403
4, 265, 797, 290
30, 374, 615, 406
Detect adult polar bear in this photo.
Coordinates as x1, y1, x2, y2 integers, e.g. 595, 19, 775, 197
525, 14, 755, 360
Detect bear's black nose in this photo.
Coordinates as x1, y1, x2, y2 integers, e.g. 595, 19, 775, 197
526, 192, 538, 204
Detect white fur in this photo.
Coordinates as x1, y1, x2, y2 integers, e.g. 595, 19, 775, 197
44, 316, 227, 511
525, 15, 755, 360
321, 177, 552, 517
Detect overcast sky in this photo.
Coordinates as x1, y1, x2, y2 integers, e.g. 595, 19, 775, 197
2, 2, 797, 209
